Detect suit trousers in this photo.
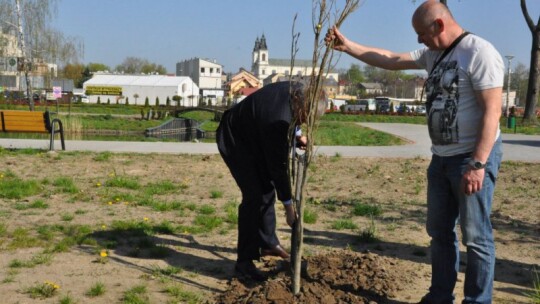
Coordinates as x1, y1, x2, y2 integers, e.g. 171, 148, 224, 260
217, 124, 280, 262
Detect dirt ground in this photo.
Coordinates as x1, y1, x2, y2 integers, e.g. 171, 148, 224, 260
0, 151, 538, 303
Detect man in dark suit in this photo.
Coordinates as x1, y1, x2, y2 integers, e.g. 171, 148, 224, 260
217, 81, 318, 281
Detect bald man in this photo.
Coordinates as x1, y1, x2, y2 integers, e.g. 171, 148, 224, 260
326, 1, 504, 303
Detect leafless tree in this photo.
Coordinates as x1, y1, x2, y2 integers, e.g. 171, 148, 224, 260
1, 0, 83, 110
520, 0, 539, 123
511, 63, 529, 105
289, 0, 360, 295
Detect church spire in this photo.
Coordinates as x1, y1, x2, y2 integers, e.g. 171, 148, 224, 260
253, 37, 260, 51
259, 34, 268, 50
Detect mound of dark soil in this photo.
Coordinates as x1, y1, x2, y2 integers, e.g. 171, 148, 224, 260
216, 250, 402, 304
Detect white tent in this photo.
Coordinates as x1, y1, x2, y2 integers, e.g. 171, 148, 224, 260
83, 74, 200, 106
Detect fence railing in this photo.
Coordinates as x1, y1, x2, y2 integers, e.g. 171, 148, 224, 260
145, 118, 206, 141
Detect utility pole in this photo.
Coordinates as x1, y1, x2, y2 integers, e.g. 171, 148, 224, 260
15, 0, 34, 111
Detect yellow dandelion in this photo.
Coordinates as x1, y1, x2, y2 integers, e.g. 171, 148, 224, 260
107, 201, 113, 205
100, 250, 108, 257
124, 202, 129, 205
45, 281, 60, 289
115, 197, 121, 201
96, 182, 101, 187
101, 225, 107, 230
143, 217, 149, 221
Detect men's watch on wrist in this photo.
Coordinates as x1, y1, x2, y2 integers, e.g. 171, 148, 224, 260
468, 159, 486, 170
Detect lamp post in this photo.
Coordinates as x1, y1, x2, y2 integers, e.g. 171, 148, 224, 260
504, 55, 514, 118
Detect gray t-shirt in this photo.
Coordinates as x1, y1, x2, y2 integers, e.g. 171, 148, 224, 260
410, 34, 504, 156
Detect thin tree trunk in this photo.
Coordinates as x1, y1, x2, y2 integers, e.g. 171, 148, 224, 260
520, 0, 539, 124
523, 31, 540, 123
15, 0, 34, 111
290, 153, 306, 294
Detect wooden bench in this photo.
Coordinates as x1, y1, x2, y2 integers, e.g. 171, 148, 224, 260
0, 110, 65, 150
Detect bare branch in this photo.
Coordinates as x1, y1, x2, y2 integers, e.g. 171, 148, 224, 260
520, 0, 536, 32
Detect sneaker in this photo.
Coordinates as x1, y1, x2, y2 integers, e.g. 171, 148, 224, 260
235, 260, 267, 282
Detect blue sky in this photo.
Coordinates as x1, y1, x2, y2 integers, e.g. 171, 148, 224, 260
53, 0, 540, 74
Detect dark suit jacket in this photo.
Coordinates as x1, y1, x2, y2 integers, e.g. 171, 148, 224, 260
217, 81, 298, 202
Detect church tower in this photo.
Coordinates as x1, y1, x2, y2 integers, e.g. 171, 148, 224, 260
251, 34, 269, 82
258, 34, 268, 65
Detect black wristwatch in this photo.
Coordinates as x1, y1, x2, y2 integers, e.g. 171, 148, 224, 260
468, 159, 486, 170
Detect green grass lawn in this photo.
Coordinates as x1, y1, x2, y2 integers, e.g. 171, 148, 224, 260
321, 112, 427, 124
314, 121, 404, 146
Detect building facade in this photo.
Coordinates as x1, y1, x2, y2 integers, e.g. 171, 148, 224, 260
0, 32, 57, 93
225, 69, 260, 101
358, 83, 383, 96
83, 74, 200, 107
251, 34, 338, 86
176, 58, 224, 106
270, 74, 339, 101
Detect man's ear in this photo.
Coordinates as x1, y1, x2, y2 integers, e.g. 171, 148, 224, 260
434, 18, 444, 33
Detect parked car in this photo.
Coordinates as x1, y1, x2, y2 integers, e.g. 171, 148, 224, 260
416, 105, 426, 114
378, 104, 390, 113
397, 104, 411, 114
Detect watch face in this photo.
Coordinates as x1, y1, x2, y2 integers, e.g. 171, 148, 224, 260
469, 160, 485, 169
475, 161, 486, 169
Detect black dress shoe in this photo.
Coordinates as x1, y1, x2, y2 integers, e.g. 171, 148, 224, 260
261, 245, 290, 259
416, 296, 452, 304
235, 261, 267, 282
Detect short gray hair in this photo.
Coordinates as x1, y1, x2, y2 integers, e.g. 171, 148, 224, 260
290, 81, 327, 119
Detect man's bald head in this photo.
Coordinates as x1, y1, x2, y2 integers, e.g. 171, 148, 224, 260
411, 0, 463, 49
412, 0, 454, 29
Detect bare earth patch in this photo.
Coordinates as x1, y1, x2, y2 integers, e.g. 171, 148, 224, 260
0, 151, 537, 303
218, 251, 407, 303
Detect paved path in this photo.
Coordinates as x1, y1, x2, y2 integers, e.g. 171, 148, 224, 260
317, 123, 540, 162
1, 123, 539, 162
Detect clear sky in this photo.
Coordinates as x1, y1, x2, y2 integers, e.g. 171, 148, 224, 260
52, 0, 540, 74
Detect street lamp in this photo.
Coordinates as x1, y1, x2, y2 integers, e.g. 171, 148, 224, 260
504, 55, 514, 117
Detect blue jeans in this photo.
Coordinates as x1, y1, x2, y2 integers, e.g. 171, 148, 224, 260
424, 138, 502, 304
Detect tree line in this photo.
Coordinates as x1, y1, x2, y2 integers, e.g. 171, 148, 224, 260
63, 57, 168, 88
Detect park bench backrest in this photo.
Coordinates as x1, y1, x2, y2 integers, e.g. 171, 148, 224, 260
0, 110, 51, 133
